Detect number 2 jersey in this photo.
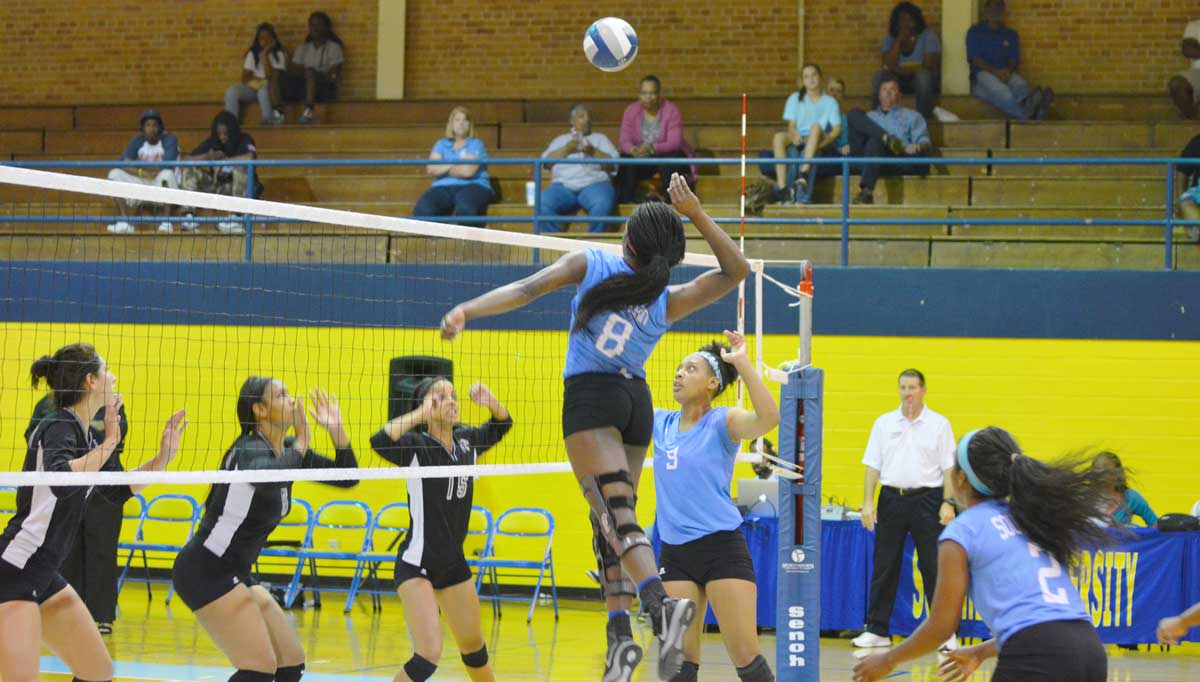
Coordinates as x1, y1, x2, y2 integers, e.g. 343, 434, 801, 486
370, 417, 513, 568
939, 498, 1091, 648
563, 248, 670, 380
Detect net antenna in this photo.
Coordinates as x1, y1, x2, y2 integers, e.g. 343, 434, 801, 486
0, 165, 768, 486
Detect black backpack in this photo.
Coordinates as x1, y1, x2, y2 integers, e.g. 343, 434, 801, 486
1157, 513, 1200, 532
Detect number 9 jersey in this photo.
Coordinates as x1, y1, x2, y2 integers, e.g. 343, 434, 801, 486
564, 248, 670, 380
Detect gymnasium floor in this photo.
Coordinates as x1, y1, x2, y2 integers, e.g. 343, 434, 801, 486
40, 586, 1200, 681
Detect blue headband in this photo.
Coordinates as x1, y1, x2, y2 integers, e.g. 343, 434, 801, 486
698, 351, 723, 389
956, 429, 993, 496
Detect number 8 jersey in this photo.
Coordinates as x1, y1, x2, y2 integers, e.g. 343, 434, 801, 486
564, 249, 670, 379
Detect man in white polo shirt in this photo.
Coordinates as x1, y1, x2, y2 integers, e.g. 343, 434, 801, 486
852, 368, 958, 651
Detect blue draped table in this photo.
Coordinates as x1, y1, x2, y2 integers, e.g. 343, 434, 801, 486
658, 517, 1200, 643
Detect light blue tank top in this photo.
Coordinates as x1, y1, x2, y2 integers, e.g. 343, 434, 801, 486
939, 499, 1091, 648
563, 249, 669, 379
652, 407, 744, 544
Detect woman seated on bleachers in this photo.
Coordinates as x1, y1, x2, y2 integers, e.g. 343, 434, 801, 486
225, 23, 287, 126
413, 106, 494, 229
770, 63, 842, 205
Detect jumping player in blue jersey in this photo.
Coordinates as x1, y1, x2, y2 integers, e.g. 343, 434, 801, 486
652, 330, 780, 682
441, 173, 750, 681
852, 426, 1120, 682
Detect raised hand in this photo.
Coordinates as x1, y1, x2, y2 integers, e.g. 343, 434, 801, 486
468, 382, 497, 408
441, 306, 466, 340
157, 409, 188, 465
719, 329, 749, 367
291, 395, 310, 455
666, 173, 701, 217
307, 388, 342, 432
103, 392, 124, 444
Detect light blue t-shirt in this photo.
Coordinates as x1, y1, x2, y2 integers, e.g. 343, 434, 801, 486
939, 499, 1091, 649
1113, 488, 1157, 527
781, 92, 841, 139
430, 137, 490, 190
652, 407, 743, 545
563, 249, 669, 379
881, 29, 942, 67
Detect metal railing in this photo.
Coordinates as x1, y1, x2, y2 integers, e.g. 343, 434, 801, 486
3, 156, 1197, 269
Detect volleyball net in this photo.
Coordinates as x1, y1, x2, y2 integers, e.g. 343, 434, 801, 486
0, 165, 800, 487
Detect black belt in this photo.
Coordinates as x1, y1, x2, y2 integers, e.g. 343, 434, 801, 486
882, 485, 940, 496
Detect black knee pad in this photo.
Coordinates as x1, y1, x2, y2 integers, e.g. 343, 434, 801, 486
403, 654, 438, 682
276, 663, 305, 682
227, 671, 274, 682
461, 645, 488, 668
736, 655, 774, 682
583, 471, 651, 559
670, 660, 700, 682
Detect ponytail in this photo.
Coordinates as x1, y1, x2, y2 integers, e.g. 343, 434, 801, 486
961, 426, 1120, 568
573, 202, 684, 331
29, 343, 102, 408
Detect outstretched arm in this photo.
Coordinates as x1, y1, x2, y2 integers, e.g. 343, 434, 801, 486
722, 330, 780, 441
664, 174, 750, 323
441, 250, 588, 339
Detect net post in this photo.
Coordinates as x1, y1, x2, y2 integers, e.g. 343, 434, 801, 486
798, 261, 813, 367
775, 365, 823, 681
244, 162, 256, 262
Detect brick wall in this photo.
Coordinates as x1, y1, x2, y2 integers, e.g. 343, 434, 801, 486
0, 1, 1193, 106
404, 0, 799, 99
0, 0, 377, 105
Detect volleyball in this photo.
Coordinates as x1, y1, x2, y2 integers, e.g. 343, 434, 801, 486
583, 17, 638, 72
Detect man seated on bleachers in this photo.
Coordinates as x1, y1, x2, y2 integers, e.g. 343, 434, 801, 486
1168, 18, 1200, 120
846, 74, 931, 205
105, 109, 180, 234
537, 104, 619, 233
967, 0, 1052, 121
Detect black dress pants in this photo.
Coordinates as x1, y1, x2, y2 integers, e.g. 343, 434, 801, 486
865, 485, 943, 636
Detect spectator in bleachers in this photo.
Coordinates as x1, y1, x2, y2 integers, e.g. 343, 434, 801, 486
180, 111, 259, 234
1178, 133, 1200, 242
617, 75, 695, 204
1091, 452, 1158, 527
105, 109, 180, 234
827, 78, 852, 156
966, 0, 1052, 121
538, 104, 619, 233
1168, 18, 1200, 120
225, 23, 287, 126
281, 11, 344, 125
771, 63, 842, 204
413, 106, 493, 228
846, 74, 931, 205
872, 2, 940, 121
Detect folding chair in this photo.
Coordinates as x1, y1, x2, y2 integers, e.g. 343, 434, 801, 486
476, 507, 558, 622
348, 501, 409, 611
285, 500, 372, 612
256, 498, 315, 607
116, 493, 147, 598
116, 493, 201, 603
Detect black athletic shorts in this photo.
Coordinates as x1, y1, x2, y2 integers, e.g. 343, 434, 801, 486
562, 373, 654, 447
0, 561, 70, 605
171, 542, 258, 612
992, 620, 1107, 682
394, 555, 473, 590
659, 529, 756, 585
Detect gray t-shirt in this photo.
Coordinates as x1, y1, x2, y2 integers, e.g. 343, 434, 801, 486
641, 116, 661, 147
292, 41, 345, 73
542, 132, 619, 192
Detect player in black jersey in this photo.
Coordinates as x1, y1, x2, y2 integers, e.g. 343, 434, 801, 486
370, 377, 511, 682
171, 378, 358, 682
0, 343, 186, 682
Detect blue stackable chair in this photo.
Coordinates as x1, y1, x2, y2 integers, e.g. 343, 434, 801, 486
116, 493, 201, 603
256, 498, 315, 607
348, 501, 409, 611
476, 507, 558, 622
284, 500, 372, 612
115, 493, 148, 598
